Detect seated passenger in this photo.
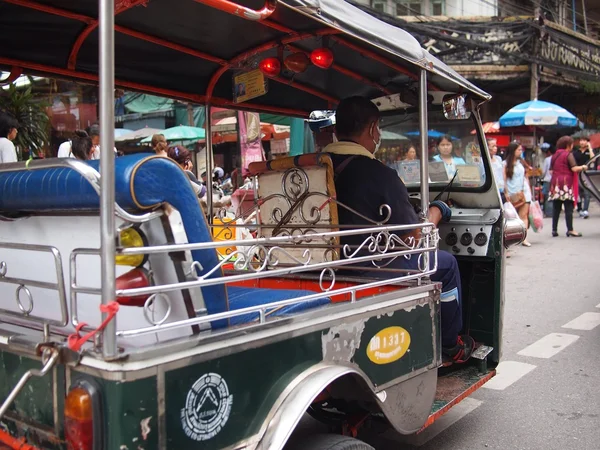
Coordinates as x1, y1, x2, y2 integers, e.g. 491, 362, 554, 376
151, 133, 168, 157
322, 96, 474, 365
69, 135, 94, 160
404, 144, 418, 161
432, 135, 465, 178
57, 130, 89, 158
167, 145, 207, 198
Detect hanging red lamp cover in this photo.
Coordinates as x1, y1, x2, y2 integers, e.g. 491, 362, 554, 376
284, 52, 310, 73
310, 48, 334, 69
259, 57, 282, 77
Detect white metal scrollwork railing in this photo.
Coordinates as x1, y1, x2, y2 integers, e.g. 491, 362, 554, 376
70, 223, 439, 352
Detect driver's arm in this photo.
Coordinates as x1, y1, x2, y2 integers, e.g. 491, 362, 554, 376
380, 170, 444, 243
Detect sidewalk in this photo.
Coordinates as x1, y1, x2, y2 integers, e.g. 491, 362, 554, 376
507, 201, 600, 259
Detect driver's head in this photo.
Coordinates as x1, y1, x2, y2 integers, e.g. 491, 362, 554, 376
335, 96, 381, 154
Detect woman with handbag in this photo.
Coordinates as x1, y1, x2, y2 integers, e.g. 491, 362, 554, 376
549, 136, 588, 237
504, 141, 532, 247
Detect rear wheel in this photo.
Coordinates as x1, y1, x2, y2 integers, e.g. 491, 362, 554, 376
287, 434, 374, 450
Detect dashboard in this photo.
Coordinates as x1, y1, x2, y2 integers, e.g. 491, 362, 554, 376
438, 208, 501, 257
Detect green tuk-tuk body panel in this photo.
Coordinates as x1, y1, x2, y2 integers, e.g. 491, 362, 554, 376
162, 295, 438, 448
0, 285, 439, 450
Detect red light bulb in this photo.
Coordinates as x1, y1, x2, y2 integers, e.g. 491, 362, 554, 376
259, 57, 281, 77
310, 48, 334, 69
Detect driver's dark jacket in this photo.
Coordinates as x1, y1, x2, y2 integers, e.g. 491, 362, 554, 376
325, 145, 419, 256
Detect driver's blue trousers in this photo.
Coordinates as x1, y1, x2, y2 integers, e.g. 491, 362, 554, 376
361, 250, 463, 348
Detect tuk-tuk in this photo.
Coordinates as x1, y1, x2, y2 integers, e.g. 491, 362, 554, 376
0, 0, 526, 449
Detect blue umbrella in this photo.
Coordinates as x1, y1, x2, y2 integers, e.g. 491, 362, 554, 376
499, 100, 578, 128
405, 129, 457, 139
114, 128, 133, 138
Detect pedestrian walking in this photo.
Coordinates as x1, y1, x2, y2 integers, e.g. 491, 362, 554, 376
487, 138, 505, 201
0, 112, 18, 163
549, 136, 588, 237
504, 141, 532, 247
573, 135, 596, 218
541, 145, 554, 217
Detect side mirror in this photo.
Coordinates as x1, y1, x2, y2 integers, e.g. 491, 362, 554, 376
442, 94, 471, 120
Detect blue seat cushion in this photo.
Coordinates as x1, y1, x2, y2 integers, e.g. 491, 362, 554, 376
0, 154, 229, 327
226, 286, 330, 326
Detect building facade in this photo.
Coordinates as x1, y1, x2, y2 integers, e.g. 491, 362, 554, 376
352, 0, 600, 129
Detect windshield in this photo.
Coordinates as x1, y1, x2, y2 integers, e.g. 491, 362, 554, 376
377, 105, 489, 190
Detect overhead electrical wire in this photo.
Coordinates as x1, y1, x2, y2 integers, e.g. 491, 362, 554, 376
349, 1, 600, 80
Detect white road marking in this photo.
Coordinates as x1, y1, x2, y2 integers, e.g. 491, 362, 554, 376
517, 333, 580, 359
562, 312, 600, 331
482, 361, 536, 390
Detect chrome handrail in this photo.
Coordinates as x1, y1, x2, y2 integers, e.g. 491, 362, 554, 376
0, 243, 68, 328
0, 346, 59, 421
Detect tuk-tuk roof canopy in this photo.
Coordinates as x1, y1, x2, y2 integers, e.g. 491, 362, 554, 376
0, 0, 490, 116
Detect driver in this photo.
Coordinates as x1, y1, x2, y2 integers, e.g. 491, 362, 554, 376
322, 96, 474, 365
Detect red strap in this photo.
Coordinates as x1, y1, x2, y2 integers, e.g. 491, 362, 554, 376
0, 428, 40, 450
317, 195, 335, 211
68, 302, 120, 352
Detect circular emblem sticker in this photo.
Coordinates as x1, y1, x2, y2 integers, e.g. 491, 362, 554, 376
181, 373, 233, 441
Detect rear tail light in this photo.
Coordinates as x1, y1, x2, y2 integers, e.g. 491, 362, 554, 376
115, 227, 148, 267
115, 268, 151, 307
64, 380, 102, 450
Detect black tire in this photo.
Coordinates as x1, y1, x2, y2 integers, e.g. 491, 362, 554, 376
287, 434, 374, 450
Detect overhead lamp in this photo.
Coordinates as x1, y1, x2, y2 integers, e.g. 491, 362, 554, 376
259, 57, 281, 77
284, 52, 310, 73
310, 48, 334, 69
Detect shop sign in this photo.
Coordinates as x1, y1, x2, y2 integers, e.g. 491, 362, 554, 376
540, 28, 600, 77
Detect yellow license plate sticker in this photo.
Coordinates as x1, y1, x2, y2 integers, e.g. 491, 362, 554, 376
366, 326, 411, 364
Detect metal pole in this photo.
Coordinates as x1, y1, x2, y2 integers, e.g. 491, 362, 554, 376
530, 63, 539, 101
582, 0, 589, 35
205, 104, 214, 224
99, 0, 117, 358
531, 5, 540, 102
419, 69, 429, 215
572, 0, 577, 31
418, 69, 430, 271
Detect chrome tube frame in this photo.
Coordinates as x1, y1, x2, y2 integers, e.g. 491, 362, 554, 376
0, 243, 68, 327
419, 69, 430, 273
117, 267, 437, 339
68, 222, 439, 345
0, 347, 59, 421
99, 0, 117, 358
205, 104, 214, 224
